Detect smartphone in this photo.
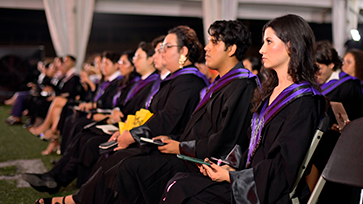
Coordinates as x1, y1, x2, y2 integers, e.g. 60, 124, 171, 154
140, 137, 166, 146
99, 141, 118, 149
176, 154, 211, 166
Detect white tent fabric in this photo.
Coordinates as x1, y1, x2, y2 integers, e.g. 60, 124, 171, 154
43, 0, 95, 71
332, 0, 347, 56
202, 0, 238, 44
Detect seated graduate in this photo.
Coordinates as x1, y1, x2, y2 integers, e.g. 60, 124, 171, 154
5, 62, 57, 125
161, 14, 326, 204
57, 54, 103, 136
309, 41, 363, 203
31, 26, 209, 204
59, 51, 130, 153
23, 57, 65, 127
40, 52, 123, 155
22, 43, 159, 194
74, 36, 170, 187
342, 49, 363, 85
243, 56, 264, 83
27, 55, 83, 136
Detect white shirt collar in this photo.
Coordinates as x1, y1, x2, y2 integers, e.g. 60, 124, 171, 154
141, 71, 153, 80
65, 67, 76, 79
160, 71, 170, 80
107, 71, 121, 82
326, 69, 341, 83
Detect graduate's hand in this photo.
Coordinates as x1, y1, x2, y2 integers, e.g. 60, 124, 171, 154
108, 131, 120, 142
114, 130, 135, 151
78, 102, 93, 111
331, 124, 340, 132
80, 70, 90, 83
46, 95, 55, 101
92, 113, 109, 121
200, 158, 232, 183
198, 163, 208, 176
110, 109, 124, 124
331, 120, 351, 133
42, 86, 53, 93
27, 82, 36, 89
156, 137, 180, 154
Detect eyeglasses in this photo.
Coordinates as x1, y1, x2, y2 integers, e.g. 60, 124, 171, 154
118, 60, 124, 65
159, 43, 181, 53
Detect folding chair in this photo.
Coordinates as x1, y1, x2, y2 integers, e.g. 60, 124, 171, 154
290, 113, 330, 204
307, 117, 363, 204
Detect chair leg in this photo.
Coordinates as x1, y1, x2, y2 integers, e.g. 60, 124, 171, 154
308, 176, 326, 204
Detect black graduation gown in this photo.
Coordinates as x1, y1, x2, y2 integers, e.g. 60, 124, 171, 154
161, 94, 325, 204
59, 76, 123, 154
33, 74, 83, 119
56, 74, 83, 99
72, 68, 208, 204
107, 73, 258, 204
47, 74, 152, 187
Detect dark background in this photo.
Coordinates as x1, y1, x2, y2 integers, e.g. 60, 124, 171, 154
0, 8, 337, 60
1, 7, 362, 96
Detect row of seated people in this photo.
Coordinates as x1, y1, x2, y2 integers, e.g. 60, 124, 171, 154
16, 15, 363, 204
5, 55, 84, 133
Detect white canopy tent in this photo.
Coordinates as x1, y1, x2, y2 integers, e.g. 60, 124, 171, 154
0, 0, 362, 70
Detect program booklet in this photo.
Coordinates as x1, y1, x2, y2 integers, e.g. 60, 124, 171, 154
330, 101, 349, 129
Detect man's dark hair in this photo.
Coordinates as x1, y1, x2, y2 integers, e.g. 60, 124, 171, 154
102, 51, 121, 64
138, 41, 155, 58
65, 55, 77, 63
208, 20, 251, 61
315, 40, 342, 71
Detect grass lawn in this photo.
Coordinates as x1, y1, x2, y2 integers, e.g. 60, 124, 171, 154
0, 105, 77, 204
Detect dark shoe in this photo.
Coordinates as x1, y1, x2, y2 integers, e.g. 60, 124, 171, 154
50, 159, 58, 165
22, 173, 60, 194
5, 116, 21, 125
22, 118, 33, 129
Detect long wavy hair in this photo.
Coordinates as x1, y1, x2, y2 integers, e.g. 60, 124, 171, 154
251, 14, 320, 112
119, 50, 140, 87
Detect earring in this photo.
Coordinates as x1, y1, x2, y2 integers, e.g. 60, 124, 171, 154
178, 55, 187, 68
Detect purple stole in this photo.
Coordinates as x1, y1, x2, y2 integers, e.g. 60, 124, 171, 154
164, 66, 209, 85
144, 66, 209, 110
145, 77, 162, 109
94, 75, 123, 102
123, 73, 159, 105
246, 82, 322, 167
321, 71, 356, 95
193, 68, 257, 114
112, 76, 141, 107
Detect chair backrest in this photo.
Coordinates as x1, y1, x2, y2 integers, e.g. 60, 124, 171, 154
290, 113, 330, 201
321, 116, 363, 188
